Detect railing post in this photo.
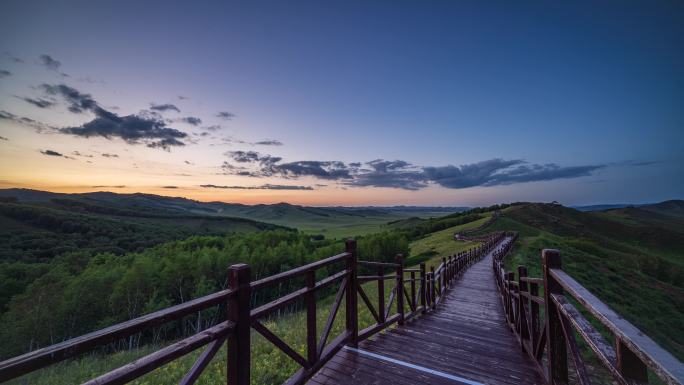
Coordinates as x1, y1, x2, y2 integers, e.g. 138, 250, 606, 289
378, 265, 385, 323
410, 270, 416, 311
530, 280, 540, 355
441, 257, 447, 292
227, 264, 251, 385
345, 239, 358, 348
518, 266, 529, 352
430, 266, 436, 309
419, 262, 427, 314
616, 338, 648, 383
395, 254, 404, 325
306, 270, 317, 365
542, 249, 568, 385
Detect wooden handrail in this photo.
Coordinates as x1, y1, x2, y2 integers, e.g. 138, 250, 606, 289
550, 268, 684, 384
492, 234, 684, 385
250, 251, 350, 291
0, 287, 237, 381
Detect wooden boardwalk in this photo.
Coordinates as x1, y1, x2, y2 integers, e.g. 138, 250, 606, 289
308, 237, 545, 385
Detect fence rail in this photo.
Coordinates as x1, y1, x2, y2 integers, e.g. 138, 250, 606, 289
492, 232, 684, 385
0, 234, 503, 385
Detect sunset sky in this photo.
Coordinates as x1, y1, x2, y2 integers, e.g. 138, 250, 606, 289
1, 0, 682, 206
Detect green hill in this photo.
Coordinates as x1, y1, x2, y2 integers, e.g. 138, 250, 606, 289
479, 202, 684, 359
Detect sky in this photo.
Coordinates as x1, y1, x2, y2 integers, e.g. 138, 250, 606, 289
0, 0, 682, 206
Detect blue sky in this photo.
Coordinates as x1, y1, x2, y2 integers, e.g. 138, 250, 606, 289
0, 0, 682, 206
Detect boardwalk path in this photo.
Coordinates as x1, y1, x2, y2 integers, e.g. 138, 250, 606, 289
308, 236, 544, 385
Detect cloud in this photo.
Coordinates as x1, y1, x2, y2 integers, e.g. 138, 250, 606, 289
346, 159, 427, 190
254, 140, 283, 146
0, 136, 8, 141
39, 84, 189, 149
92, 185, 126, 188
4, 53, 23, 63
423, 159, 604, 188
185, 160, 194, 165
203, 125, 222, 131
180, 116, 202, 126
178, 95, 189, 100
40, 83, 99, 114
0, 70, 11, 78
611, 160, 662, 167
101, 153, 119, 158
162, 185, 179, 189
40, 149, 63, 157
200, 184, 314, 190
216, 111, 235, 120
39, 54, 62, 71
72, 151, 93, 157
16, 96, 55, 108
220, 151, 604, 190
0, 110, 54, 132
150, 103, 180, 113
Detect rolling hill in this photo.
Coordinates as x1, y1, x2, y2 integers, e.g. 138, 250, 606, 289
0, 189, 463, 238
474, 202, 684, 360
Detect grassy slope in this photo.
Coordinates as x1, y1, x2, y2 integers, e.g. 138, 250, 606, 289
478, 205, 684, 360
408, 215, 490, 269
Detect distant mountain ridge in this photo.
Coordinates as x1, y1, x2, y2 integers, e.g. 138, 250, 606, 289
0, 188, 466, 222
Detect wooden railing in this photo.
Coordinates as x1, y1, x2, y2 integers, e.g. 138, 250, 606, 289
493, 232, 684, 385
0, 234, 508, 385
454, 210, 500, 241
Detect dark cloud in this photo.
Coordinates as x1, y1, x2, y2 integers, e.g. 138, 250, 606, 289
162, 185, 179, 189
39, 54, 61, 70
101, 153, 119, 158
203, 125, 222, 131
223, 151, 352, 180
346, 159, 427, 190
0, 70, 11, 78
72, 151, 93, 158
216, 111, 235, 120
0, 110, 54, 132
180, 116, 202, 126
178, 95, 189, 100
254, 140, 283, 146
61, 115, 188, 149
220, 151, 604, 190
40, 84, 99, 114
200, 184, 313, 190
39, 84, 189, 149
185, 160, 193, 165
16, 96, 55, 108
0, 136, 8, 141
150, 103, 180, 113
423, 159, 604, 188
40, 149, 63, 157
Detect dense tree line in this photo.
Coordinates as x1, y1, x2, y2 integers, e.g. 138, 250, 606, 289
0, 230, 408, 359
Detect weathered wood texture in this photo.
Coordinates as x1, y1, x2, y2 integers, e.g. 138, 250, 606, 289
309, 236, 545, 385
